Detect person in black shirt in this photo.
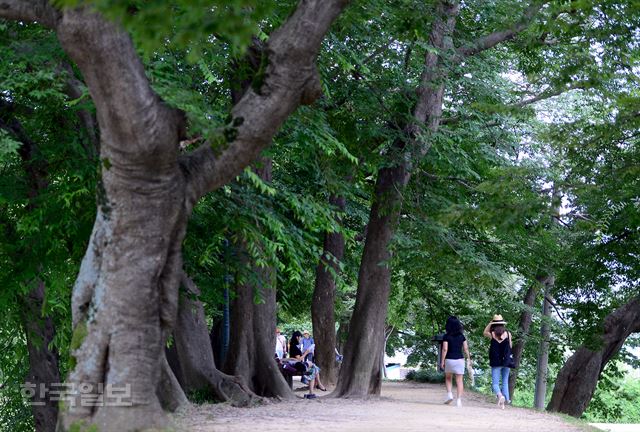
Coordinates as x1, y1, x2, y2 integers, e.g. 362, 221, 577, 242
440, 316, 471, 407
483, 314, 513, 409
285, 330, 326, 398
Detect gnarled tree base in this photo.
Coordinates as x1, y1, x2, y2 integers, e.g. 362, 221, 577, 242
174, 273, 259, 406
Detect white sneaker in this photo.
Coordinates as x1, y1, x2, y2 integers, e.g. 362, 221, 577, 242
498, 395, 505, 409
444, 395, 453, 404
456, 398, 462, 407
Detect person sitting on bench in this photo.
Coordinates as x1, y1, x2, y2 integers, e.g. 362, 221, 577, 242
285, 330, 326, 398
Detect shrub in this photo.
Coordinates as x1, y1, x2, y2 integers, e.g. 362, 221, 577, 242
406, 369, 445, 383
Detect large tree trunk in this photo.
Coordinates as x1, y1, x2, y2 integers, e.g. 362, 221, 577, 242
21, 280, 61, 432
547, 296, 640, 417
55, 10, 196, 430
61, 180, 189, 432
534, 276, 553, 409
333, 0, 459, 398
174, 273, 258, 406
222, 253, 293, 398
508, 282, 538, 399
333, 165, 407, 397
312, 194, 346, 386
223, 159, 293, 398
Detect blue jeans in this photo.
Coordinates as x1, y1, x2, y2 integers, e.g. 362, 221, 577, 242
491, 367, 510, 401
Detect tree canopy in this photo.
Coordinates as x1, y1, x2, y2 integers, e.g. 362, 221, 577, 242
0, 1, 638, 431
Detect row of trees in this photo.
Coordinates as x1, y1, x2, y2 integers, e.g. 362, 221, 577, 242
0, 1, 638, 431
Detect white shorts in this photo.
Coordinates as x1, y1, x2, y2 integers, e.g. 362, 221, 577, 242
444, 359, 465, 375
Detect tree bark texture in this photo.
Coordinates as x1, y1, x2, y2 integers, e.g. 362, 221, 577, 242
312, 194, 346, 386
336, 319, 350, 357
547, 296, 640, 417
534, 276, 553, 410
223, 159, 293, 398
222, 254, 293, 397
333, 165, 407, 397
173, 273, 258, 406
54, 11, 191, 430
156, 353, 189, 412
21, 281, 61, 432
334, 0, 459, 398
508, 282, 538, 399
0, 1, 350, 429
223, 257, 292, 398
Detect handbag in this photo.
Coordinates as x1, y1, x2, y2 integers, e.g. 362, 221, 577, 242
282, 363, 298, 374
505, 353, 516, 369
502, 331, 516, 368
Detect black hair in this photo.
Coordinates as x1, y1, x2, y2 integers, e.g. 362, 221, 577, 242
445, 316, 463, 336
290, 330, 302, 352
491, 324, 505, 337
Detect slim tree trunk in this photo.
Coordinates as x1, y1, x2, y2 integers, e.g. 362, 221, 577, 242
534, 276, 554, 409
21, 280, 61, 432
174, 273, 257, 406
533, 189, 561, 409
336, 319, 349, 357
223, 159, 293, 398
508, 282, 538, 399
334, 0, 459, 398
547, 296, 640, 417
312, 194, 346, 386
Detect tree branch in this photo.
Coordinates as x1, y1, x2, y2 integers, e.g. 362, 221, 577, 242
513, 81, 589, 108
455, 1, 546, 60
0, 99, 49, 195
56, 62, 100, 159
180, 0, 350, 204
422, 171, 474, 189
398, 0, 460, 167
0, 0, 60, 29
56, 8, 185, 171
544, 296, 569, 326
441, 80, 589, 126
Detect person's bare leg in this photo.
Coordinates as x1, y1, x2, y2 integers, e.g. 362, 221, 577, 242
444, 373, 453, 404
455, 374, 464, 399
315, 374, 326, 390
455, 374, 464, 407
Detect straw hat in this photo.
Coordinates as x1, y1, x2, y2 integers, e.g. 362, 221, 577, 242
490, 314, 507, 325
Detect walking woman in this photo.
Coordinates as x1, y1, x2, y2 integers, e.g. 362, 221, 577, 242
441, 316, 471, 407
483, 314, 512, 409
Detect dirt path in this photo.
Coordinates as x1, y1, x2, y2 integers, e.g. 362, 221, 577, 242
175, 381, 590, 432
